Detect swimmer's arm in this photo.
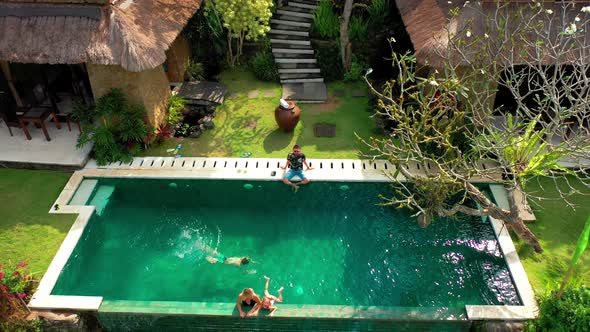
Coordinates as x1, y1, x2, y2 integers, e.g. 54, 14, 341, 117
236, 296, 245, 316
303, 159, 313, 170
206, 256, 217, 264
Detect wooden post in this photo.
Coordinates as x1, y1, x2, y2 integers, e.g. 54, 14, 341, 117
0, 61, 23, 108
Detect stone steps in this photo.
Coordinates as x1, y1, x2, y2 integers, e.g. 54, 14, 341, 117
288, 1, 318, 10
269, 29, 309, 37
275, 58, 317, 64
270, 19, 311, 28
276, 10, 314, 20
280, 77, 324, 83
272, 48, 314, 54
279, 68, 321, 74
271, 0, 327, 102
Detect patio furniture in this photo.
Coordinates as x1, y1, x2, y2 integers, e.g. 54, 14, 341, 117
18, 106, 61, 141
0, 91, 29, 137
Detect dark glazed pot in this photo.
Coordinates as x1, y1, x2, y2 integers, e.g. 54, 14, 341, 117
274, 101, 301, 132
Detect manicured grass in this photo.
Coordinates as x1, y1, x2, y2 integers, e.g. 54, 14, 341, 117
0, 169, 76, 277
515, 176, 590, 293
144, 67, 380, 159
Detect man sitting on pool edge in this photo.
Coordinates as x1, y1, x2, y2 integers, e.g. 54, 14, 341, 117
281, 144, 313, 190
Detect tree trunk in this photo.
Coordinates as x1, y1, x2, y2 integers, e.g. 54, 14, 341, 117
340, 0, 353, 72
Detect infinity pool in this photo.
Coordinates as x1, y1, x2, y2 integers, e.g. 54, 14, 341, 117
52, 178, 520, 308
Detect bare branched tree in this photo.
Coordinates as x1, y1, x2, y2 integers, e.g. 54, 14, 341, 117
363, 1, 590, 253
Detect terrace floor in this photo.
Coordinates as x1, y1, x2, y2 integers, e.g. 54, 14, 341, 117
0, 118, 91, 169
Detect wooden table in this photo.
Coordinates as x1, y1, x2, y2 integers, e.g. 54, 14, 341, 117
18, 107, 61, 141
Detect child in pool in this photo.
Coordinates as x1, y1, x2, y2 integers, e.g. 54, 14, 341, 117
255, 275, 284, 316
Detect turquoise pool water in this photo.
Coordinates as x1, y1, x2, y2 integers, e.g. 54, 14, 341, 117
53, 178, 520, 308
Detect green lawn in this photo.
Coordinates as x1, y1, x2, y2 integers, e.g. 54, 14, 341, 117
515, 176, 590, 293
143, 67, 380, 159
0, 169, 76, 277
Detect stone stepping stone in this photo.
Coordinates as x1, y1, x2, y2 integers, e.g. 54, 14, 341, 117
352, 89, 367, 97
229, 92, 242, 99
247, 90, 260, 98
313, 123, 336, 137
333, 90, 346, 97
263, 90, 276, 97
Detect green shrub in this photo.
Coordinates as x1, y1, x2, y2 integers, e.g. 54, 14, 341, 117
368, 0, 390, 30
248, 42, 279, 82
186, 61, 205, 81
77, 88, 150, 166
313, 0, 339, 39
343, 59, 366, 82
349, 15, 369, 44
314, 42, 344, 81
529, 287, 590, 332
167, 95, 186, 127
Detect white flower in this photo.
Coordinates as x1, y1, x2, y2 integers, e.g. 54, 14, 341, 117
480, 69, 485, 74
565, 23, 577, 35
575, 16, 581, 22
447, 1, 452, 4
466, 30, 472, 37
545, 9, 553, 15
484, 33, 489, 39
429, 80, 439, 86
581, 6, 590, 13
390, 37, 397, 43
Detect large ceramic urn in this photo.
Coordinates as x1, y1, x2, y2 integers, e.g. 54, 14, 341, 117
274, 100, 301, 132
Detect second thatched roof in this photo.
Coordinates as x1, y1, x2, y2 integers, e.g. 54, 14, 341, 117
395, 0, 590, 67
0, 0, 203, 72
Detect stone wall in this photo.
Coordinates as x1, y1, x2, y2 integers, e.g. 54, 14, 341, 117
86, 64, 171, 127
165, 35, 191, 82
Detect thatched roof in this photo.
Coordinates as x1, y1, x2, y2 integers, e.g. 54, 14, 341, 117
0, 0, 202, 72
395, 0, 590, 67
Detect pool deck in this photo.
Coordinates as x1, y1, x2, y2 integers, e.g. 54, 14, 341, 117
30, 157, 538, 322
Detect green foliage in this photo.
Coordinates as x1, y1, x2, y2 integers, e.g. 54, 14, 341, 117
183, 4, 227, 79
70, 100, 93, 125
367, 0, 390, 29
248, 40, 279, 82
167, 95, 186, 127
529, 287, 590, 332
0, 320, 43, 332
0, 261, 35, 299
313, 0, 339, 39
314, 43, 344, 81
211, 0, 273, 66
77, 88, 150, 166
349, 15, 369, 44
186, 61, 205, 81
177, 123, 197, 137
343, 59, 366, 82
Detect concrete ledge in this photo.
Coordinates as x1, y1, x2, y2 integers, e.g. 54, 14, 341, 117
29, 295, 103, 311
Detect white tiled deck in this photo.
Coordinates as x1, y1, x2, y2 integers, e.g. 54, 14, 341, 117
0, 119, 91, 168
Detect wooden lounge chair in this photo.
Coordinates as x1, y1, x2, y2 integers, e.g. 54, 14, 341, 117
0, 91, 28, 137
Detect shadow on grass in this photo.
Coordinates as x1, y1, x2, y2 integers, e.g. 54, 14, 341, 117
263, 129, 294, 153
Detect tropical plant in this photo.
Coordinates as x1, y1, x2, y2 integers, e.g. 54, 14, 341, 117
208, 0, 273, 67
367, 0, 389, 29
343, 59, 365, 82
314, 42, 344, 81
77, 89, 149, 165
557, 215, 590, 299
313, 0, 339, 39
70, 99, 93, 125
186, 61, 205, 81
248, 40, 279, 82
167, 95, 186, 127
361, 1, 590, 253
528, 287, 590, 332
348, 15, 368, 44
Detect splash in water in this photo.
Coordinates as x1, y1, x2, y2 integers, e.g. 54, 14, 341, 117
173, 222, 222, 262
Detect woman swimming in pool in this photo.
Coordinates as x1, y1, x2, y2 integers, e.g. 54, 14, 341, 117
236, 288, 261, 318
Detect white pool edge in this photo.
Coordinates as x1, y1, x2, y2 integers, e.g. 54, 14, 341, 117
30, 157, 538, 320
